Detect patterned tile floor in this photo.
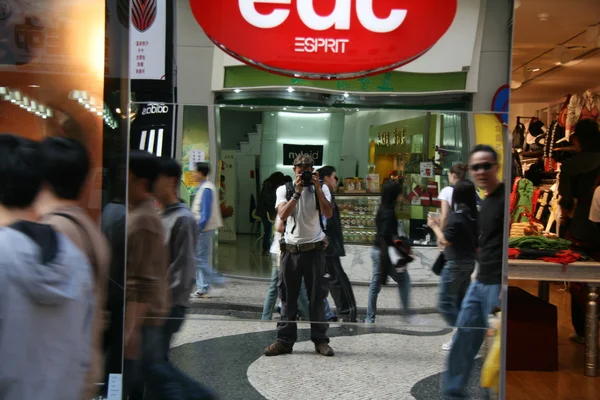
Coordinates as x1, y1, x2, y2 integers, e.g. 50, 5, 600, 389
169, 314, 488, 400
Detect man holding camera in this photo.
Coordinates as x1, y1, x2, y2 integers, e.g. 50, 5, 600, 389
264, 154, 335, 357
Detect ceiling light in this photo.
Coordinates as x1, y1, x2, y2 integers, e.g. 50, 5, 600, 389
510, 80, 523, 89
115, 107, 121, 114
343, 92, 349, 98
28, 85, 40, 88
537, 13, 550, 22
283, 107, 287, 110
233, 88, 242, 93
250, 106, 254, 109
317, 108, 321, 111
527, 67, 541, 72
514, 0, 521, 9
286, 87, 295, 93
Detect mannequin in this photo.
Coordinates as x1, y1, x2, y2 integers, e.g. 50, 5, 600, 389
566, 89, 600, 139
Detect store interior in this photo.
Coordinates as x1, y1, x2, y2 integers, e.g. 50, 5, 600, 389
504, 0, 600, 397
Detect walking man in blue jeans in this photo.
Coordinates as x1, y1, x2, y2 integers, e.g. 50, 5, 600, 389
191, 162, 224, 297
442, 144, 504, 399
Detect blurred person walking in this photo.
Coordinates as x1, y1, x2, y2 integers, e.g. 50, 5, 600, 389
442, 145, 504, 400
125, 150, 180, 399
428, 179, 478, 351
257, 172, 285, 255
35, 137, 111, 399
0, 134, 93, 400
438, 163, 469, 228
191, 162, 225, 297
365, 181, 415, 324
154, 158, 217, 399
318, 166, 357, 323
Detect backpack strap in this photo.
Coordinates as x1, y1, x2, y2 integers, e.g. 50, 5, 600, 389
51, 212, 99, 281
282, 181, 326, 235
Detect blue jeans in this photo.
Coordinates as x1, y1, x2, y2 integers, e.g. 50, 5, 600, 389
262, 265, 310, 320
125, 326, 217, 400
324, 298, 336, 321
442, 280, 501, 399
261, 217, 272, 252
438, 260, 476, 327
196, 230, 224, 292
366, 247, 412, 323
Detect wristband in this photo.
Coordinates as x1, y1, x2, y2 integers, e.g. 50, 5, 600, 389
292, 193, 301, 201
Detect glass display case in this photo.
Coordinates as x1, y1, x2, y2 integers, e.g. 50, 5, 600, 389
336, 193, 438, 246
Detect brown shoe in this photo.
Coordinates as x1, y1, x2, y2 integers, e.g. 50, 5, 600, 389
315, 343, 334, 356
264, 341, 293, 356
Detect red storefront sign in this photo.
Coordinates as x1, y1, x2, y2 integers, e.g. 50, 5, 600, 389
190, 0, 457, 80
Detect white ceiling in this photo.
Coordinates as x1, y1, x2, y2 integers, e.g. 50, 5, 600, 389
510, 0, 600, 103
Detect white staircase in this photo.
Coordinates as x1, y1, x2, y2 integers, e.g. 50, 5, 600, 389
236, 124, 262, 156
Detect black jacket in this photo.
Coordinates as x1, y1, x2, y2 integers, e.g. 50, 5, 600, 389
325, 193, 345, 257
559, 152, 600, 244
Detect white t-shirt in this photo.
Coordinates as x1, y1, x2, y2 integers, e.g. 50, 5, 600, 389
275, 184, 332, 245
589, 186, 600, 222
438, 186, 453, 207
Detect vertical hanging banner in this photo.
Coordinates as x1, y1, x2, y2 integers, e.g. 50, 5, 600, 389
130, 0, 166, 80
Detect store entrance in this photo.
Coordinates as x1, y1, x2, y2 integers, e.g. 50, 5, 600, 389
212, 94, 474, 280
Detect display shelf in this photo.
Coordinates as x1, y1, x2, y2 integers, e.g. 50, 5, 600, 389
336, 192, 437, 246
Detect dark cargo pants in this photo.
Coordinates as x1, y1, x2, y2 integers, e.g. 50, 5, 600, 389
277, 248, 330, 346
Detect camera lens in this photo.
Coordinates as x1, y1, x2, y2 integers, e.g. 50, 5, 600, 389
301, 170, 312, 185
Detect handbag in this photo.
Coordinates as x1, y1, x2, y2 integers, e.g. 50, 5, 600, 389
432, 252, 445, 276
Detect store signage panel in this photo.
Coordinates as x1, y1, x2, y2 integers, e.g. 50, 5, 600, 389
191, 0, 457, 80
283, 144, 323, 166
130, 0, 166, 80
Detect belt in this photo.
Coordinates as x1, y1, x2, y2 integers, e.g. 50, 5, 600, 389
281, 239, 328, 253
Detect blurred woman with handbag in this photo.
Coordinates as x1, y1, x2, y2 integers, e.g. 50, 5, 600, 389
428, 179, 479, 350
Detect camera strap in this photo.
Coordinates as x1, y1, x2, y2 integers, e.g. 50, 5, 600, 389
284, 181, 326, 235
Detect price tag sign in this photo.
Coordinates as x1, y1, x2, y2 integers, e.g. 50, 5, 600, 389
420, 162, 434, 177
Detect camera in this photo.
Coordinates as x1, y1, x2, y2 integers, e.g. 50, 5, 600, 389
301, 170, 313, 185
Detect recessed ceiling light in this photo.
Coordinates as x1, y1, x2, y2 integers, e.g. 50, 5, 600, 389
286, 87, 295, 93
28, 85, 40, 88
233, 88, 242, 93
527, 67, 541, 72
283, 107, 287, 110
250, 106, 254, 109
115, 107, 121, 114
317, 108, 321, 111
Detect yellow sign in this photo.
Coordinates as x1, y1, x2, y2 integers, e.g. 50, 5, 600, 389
183, 171, 199, 189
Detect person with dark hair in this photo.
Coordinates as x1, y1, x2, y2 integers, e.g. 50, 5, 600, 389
428, 179, 478, 351
34, 137, 111, 400
0, 134, 94, 400
191, 162, 225, 297
264, 153, 334, 357
124, 150, 174, 399
559, 119, 600, 246
284, 175, 293, 183
153, 158, 217, 400
557, 119, 600, 344
365, 181, 414, 324
438, 163, 469, 228
442, 144, 504, 399
318, 165, 358, 323
257, 172, 286, 255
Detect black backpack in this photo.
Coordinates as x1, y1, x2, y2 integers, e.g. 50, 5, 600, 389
283, 181, 326, 234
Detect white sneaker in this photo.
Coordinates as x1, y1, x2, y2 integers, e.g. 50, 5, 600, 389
441, 340, 453, 351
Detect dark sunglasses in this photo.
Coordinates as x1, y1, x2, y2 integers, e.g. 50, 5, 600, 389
469, 162, 497, 172
294, 163, 312, 168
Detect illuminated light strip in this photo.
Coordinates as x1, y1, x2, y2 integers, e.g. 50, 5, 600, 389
148, 129, 156, 154
139, 130, 147, 151
156, 129, 164, 157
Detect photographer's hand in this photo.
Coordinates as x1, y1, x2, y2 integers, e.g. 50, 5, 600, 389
294, 174, 304, 194
311, 172, 321, 191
